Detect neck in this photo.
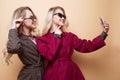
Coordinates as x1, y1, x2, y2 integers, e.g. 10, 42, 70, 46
50, 23, 60, 33
22, 26, 31, 36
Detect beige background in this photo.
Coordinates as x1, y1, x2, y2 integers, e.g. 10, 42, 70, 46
0, 0, 120, 80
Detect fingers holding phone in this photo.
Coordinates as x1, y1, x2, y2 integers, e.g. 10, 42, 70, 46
100, 16, 109, 33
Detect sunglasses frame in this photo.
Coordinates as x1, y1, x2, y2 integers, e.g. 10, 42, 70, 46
54, 13, 66, 19
24, 16, 36, 21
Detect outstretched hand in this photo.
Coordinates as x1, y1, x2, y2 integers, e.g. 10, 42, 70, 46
100, 16, 109, 33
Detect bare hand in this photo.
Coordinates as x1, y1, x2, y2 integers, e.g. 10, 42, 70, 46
11, 17, 23, 29
54, 26, 62, 35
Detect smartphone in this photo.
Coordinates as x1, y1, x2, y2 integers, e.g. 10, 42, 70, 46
100, 16, 104, 24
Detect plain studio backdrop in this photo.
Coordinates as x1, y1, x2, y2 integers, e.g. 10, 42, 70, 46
0, 0, 120, 80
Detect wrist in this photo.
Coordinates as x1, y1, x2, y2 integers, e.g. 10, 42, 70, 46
100, 31, 108, 40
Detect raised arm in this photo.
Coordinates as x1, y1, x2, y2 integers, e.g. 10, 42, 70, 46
7, 29, 22, 53
72, 33, 106, 53
72, 17, 109, 53
7, 17, 23, 53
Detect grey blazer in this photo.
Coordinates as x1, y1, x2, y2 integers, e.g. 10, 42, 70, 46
7, 29, 44, 80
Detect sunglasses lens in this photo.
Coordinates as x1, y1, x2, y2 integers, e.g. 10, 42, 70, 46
30, 16, 36, 19
58, 13, 63, 18
63, 15, 66, 19
24, 16, 36, 21
54, 13, 66, 19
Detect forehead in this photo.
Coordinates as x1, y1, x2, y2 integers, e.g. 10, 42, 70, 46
54, 8, 64, 14
25, 10, 33, 17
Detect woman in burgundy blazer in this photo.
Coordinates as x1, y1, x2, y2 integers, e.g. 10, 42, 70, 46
36, 6, 109, 80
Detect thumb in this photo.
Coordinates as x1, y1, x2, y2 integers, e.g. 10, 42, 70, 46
57, 26, 61, 29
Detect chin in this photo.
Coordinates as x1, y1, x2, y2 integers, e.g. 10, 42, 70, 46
59, 23, 64, 26
32, 27, 36, 29
61, 24, 64, 26
32, 25, 36, 28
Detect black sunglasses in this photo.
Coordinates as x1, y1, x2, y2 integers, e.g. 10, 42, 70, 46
54, 13, 66, 19
24, 16, 36, 21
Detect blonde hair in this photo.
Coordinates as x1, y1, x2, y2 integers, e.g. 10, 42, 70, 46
41, 6, 69, 35
12, 6, 40, 36
2, 6, 40, 65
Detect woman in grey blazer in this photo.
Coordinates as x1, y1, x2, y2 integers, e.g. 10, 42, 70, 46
3, 6, 44, 80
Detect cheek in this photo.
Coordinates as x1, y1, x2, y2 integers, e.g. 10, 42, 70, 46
24, 21, 36, 29
53, 16, 59, 23
24, 21, 32, 26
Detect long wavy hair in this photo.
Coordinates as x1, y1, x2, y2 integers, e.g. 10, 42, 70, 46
41, 6, 69, 36
2, 6, 40, 65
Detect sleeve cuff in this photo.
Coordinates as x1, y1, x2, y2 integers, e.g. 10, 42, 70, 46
100, 31, 108, 40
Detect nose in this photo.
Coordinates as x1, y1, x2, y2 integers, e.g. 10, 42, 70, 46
33, 19, 37, 22
61, 17, 65, 20
61, 17, 64, 19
